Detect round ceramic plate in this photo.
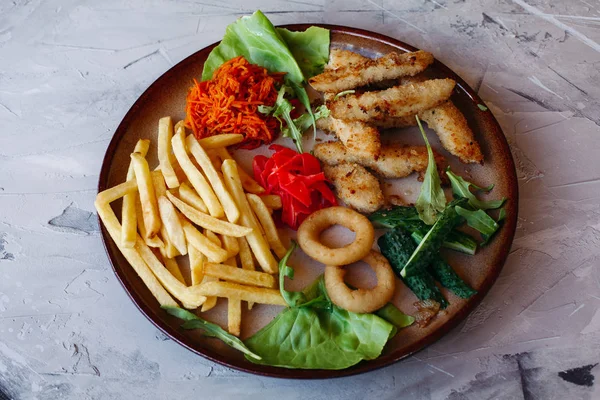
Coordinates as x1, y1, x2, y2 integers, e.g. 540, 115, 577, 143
98, 24, 518, 379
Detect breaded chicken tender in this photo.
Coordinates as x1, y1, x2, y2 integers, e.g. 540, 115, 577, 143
328, 79, 456, 122
419, 101, 484, 164
310, 51, 434, 93
314, 141, 446, 180
323, 163, 384, 214
316, 116, 381, 159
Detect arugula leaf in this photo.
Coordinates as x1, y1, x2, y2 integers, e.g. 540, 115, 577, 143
415, 116, 446, 225
259, 86, 304, 152
276, 26, 330, 78
201, 11, 329, 141
334, 90, 356, 100
447, 168, 505, 210
455, 206, 499, 237
498, 207, 507, 222
369, 206, 478, 255
281, 105, 330, 140
375, 303, 415, 329
162, 306, 261, 360
278, 241, 309, 307
401, 198, 468, 278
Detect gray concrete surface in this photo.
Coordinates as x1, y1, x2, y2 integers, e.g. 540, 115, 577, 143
1, 0, 600, 399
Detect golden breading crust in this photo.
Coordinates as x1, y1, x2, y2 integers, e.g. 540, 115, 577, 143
326, 49, 372, 70
323, 163, 384, 214
316, 116, 381, 159
314, 141, 446, 180
310, 51, 434, 93
418, 101, 484, 164
328, 79, 456, 122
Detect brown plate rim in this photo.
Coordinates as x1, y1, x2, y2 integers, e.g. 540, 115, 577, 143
97, 23, 519, 379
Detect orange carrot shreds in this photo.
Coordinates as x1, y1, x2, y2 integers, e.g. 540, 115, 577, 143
184, 56, 285, 150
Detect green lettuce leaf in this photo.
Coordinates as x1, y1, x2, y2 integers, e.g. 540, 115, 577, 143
202, 11, 304, 83
415, 116, 447, 225
245, 275, 394, 369
276, 26, 330, 78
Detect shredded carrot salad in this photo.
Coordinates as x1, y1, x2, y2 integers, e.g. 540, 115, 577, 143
184, 56, 284, 149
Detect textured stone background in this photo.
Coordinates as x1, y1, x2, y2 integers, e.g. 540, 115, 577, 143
1, 0, 600, 399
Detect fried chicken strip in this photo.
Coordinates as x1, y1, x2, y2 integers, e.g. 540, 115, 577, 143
323, 163, 384, 214
315, 141, 446, 180
328, 79, 456, 122
316, 116, 381, 159
418, 101, 484, 164
311, 51, 434, 93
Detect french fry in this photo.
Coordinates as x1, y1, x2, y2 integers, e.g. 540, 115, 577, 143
206, 149, 223, 170
157, 196, 187, 256
222, 160, 278, 274
178, 182, 208, 213
214, 147, 265, 194
122, 139, 150, 248
204, 229, 221, 246
186, 135, 240, 223
166, 191, 252, 237
259, 194, 282, 210
172, 127, 224, 217
220, 234, 240, 259
151, 170, 167, 197
131, 153, 161, 239
188, 243, 206, 286
237, 237, 255, 271
237, 236, 255, 310
136, 194, 164, 248
197, 281, 286, 306
198, 134, 244, 149
247, 194, 287, 259
94, 193, 177, 307
163, 256, 186, 285
224, 256, 238, 268
136, 239, 205, 309
96, 180, 137, 205
204, 263, 276, 288
158, 117, 180, 189
181, 220, 229, 263
174, 120, 186, 134
200, 276, 218, 312
152, 172, 178, 257
228, 298, 242, 336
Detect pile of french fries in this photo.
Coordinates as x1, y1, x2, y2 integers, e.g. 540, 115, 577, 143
95, 117, 288, 336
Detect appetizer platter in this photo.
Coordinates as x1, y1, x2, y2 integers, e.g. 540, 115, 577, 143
97, 11, 518, 378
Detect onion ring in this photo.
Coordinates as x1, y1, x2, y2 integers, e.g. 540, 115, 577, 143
324, 251, 396, 314
297, 206, 374, 266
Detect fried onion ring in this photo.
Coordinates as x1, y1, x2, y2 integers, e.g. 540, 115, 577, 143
297, 206, 374, 266
325, 251, 396, 314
